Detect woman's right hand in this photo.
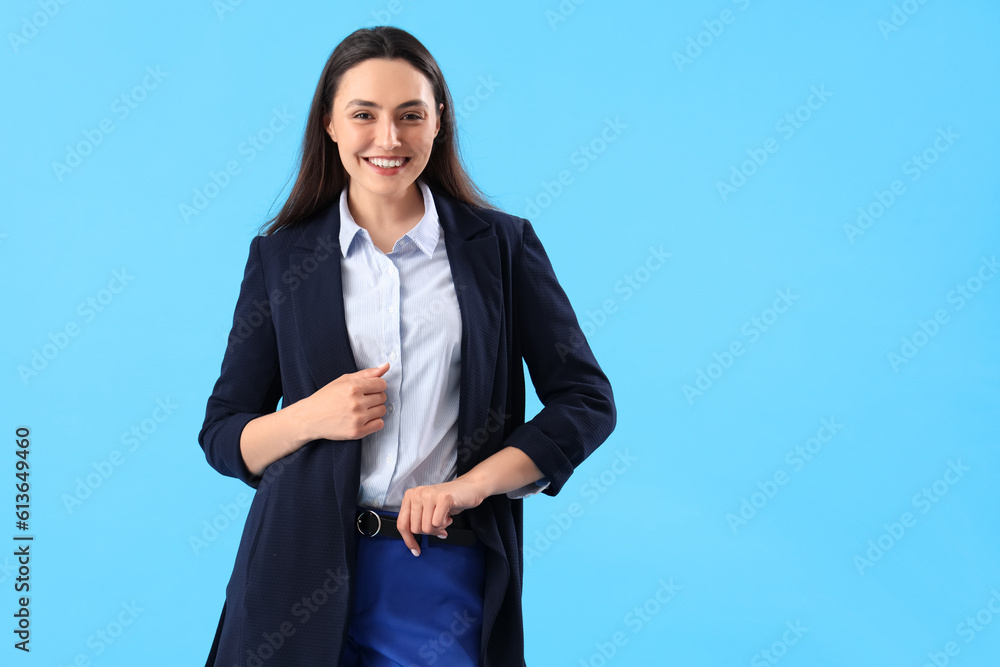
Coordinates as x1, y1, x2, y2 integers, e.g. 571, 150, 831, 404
240, 362, 390, 477
295, 361, 390, 442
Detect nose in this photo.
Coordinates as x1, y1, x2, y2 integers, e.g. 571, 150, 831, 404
375, 118, 400, 150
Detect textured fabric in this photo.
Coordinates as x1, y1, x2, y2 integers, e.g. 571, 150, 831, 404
198, 183, 617, 666
341, 506, 485, 667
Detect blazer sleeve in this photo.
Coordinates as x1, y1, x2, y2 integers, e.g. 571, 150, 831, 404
502, 219, 617, 496
198, 234, 283, 489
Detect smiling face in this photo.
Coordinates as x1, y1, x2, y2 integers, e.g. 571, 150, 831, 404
324, 58, 443, 203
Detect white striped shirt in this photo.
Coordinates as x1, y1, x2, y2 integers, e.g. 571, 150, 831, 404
339, 179, 544, 510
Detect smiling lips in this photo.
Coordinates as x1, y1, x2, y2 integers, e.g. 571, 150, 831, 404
364, 156, 410, 169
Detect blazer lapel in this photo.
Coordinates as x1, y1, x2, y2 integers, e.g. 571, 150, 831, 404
287, 186, 502, 471
437, 190, 502, 473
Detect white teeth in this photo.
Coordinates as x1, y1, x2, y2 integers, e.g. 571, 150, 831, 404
367, 157, 405, 168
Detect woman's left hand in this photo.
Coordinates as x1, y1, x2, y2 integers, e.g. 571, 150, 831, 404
396, 478, 486, 556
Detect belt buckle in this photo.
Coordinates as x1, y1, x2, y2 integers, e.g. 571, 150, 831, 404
356, 509, 381, 537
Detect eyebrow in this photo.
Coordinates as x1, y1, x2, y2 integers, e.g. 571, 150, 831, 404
344, 99, 429, 110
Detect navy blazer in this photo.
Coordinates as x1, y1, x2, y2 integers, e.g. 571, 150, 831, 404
199, 183, 616, 666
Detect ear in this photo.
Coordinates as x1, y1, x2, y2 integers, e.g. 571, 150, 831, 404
323, 112, 336, 142
434, 103, 444, 138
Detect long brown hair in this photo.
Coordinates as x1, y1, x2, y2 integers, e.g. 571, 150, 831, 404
259, 26, 500, 236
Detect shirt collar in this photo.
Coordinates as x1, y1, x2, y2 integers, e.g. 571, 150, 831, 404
338, 178, 440, 258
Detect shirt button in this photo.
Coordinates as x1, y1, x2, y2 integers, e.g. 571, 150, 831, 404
385, 454, 392, 464
389, 351, 397, 360
387, 403, 394, 412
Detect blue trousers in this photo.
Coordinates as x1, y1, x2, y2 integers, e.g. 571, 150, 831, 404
340, 507, 486, 667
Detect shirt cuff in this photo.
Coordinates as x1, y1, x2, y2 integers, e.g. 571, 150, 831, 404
505, 478, 550, 499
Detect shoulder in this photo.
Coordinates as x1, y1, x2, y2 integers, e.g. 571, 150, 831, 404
253, 202, 338, 258
430, 186, 531, 247
473, 206, 529, 241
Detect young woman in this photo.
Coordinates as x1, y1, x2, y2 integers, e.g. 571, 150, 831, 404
198, 25, 616, 666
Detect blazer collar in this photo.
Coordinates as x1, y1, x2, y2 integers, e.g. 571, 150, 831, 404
287, 182, 502, 472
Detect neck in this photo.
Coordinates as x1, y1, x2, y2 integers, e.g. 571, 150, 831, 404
346, 180, 424, 233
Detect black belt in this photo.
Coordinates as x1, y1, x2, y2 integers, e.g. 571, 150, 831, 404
355, 508, 478, 547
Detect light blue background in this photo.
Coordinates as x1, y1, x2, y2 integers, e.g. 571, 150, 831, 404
2, 1, 998, 665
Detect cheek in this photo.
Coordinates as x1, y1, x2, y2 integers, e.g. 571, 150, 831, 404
414, 134, 437, 153
336, 139, 361, 159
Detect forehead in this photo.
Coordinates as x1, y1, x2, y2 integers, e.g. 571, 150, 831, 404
335, 58, 434, 103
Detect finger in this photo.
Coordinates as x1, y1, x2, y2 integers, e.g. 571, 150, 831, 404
421, 500, 439, 536
359, 417, 384, 438
408, 499, 423, 557
360, 381, 387, 398
356, 366, 389, 392
432, 517, 452, 539
363, 402, 387, 424
352, 371, 387, 395
361, 392, 388, 409
396, 498, 420, 557
396, 496, 408, 534
364, 361, 390, 376
432, 502, 452, 531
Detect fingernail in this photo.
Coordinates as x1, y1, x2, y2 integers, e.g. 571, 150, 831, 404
436, 534, 447, 539
410, 548, 420, 557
